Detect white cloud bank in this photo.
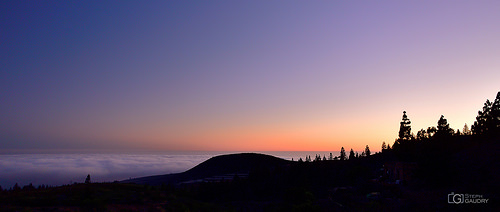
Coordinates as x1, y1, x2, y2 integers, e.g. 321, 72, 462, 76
0, 152, 213, 188
0, 151, 340, 188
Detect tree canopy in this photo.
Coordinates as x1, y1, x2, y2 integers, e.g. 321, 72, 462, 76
473, 91, 500, 136
436, 115, 453, 137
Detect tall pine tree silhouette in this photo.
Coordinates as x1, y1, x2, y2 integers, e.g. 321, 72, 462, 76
399, 111, 412, 140
462, 123, 471, 135
340, 147, 346, 160
395, 111, 412, 148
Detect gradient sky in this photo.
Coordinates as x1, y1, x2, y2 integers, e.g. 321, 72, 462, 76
1, 1, 499, 152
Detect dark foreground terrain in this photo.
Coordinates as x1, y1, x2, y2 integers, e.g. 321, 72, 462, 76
1, 137, 498, 211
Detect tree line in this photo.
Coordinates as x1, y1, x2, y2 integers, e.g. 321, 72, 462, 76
383, 91, 500, 151
296, 145, 371, 162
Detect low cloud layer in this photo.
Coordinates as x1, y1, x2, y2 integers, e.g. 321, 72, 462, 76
0, 153, 213, 188
0, 151, 340, 188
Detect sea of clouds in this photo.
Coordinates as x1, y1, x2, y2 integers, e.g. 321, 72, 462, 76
0, 151, 339, 189
0, 152, 215, 188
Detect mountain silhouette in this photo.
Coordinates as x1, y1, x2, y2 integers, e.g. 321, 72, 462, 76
122, 153, 291, 185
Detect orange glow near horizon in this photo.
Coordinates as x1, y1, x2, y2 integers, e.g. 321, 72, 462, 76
18, 89, 494, 153
99, 114, 400, 152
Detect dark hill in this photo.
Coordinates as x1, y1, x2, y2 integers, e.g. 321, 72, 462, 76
122, 153, 291, 185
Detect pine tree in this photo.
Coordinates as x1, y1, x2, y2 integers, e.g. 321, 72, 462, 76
462, 123, 471, 135
436, 115, 452, 137
416, 129, 427, 140
426, 126, 437, 138
472, 99, 492, 135
491, 91, 500, 135
314, 154, 321, 162
365, 145, 371, 156
349, 149, 355, 160
398, 111, 412, 140
85, 174, 91, 184
340, 147, 346, 160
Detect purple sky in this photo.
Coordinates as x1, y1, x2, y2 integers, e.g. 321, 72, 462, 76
1, 1, 499, 152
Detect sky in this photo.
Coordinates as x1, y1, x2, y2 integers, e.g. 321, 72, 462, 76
1, 1, 499, 152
